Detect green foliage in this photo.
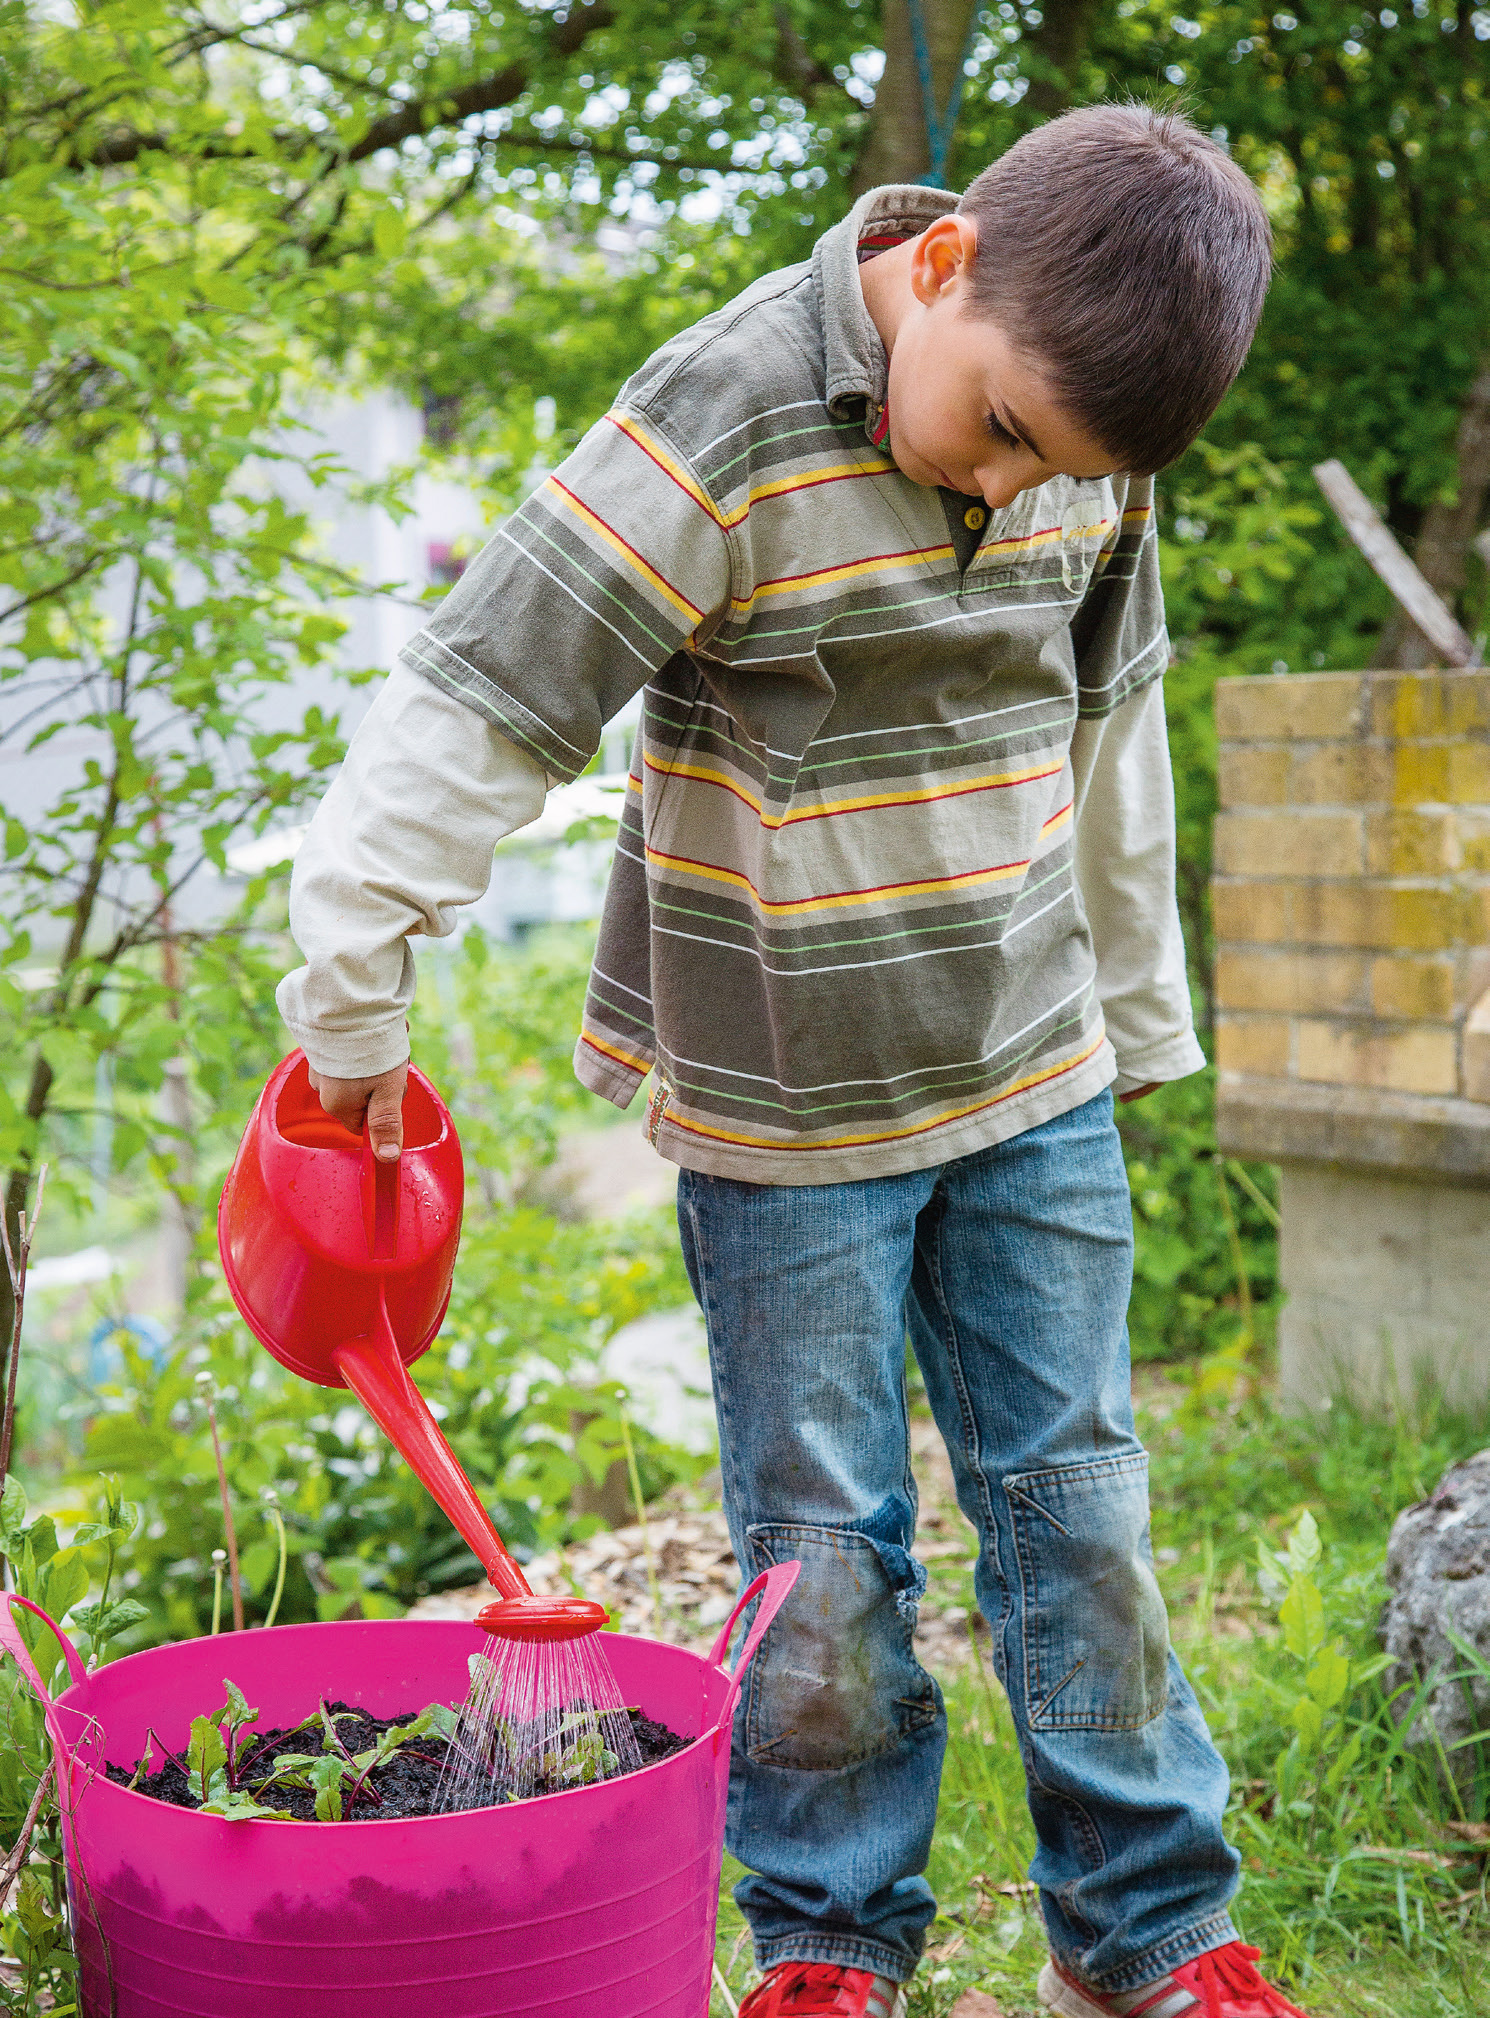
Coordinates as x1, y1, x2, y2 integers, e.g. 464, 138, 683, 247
1117, 1070, 1278, 1366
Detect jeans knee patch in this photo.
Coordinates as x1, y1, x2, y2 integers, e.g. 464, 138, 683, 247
742, 1521, 938, 1771
1005, 1451, 1170, 1732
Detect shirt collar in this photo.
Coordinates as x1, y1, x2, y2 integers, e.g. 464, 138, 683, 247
813, 183, 961, 444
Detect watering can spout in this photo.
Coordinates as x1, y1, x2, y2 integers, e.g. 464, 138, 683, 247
332, 1293, 531, 1603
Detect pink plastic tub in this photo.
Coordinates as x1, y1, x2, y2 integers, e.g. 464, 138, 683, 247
0, 1564, 797, 2018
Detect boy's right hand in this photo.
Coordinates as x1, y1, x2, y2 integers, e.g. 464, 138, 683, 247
307, 1062, 410, 1162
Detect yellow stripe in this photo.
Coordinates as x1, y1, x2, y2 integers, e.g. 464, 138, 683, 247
581, 1031, 654, 1076
730, 545, 955, 614
547, 482, 703, 624
666, 1033, 1108, 1155
610, 414, 723, 525
645, 846, 1029, 916
645, 753, 1062, 828
723, 460, 888, 529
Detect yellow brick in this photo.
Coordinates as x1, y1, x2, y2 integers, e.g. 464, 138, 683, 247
1217, 746, 1290, 809
1295, 1019, 1458, 1096
1365, 810, 1459, 876
1215, 1015, 1293, 1077
1215, 950, 1364, 1014
1288, 744, 1393, 806
1370, 673, 1453, 740
1447, 675, 1490, 737
1369, 956, 1458, 1021
1459, 813, 1490, 874
1448, 742, 1490, 806
1469, 886, 1490, 947
1210, 879, 1292, 946
1214, 673, 1364, 743
1390, 743, 1452, 801
1213, 811, 1363, 879
1291, 884, 1459, 953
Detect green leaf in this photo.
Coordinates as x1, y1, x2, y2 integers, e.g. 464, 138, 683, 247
0, 1474, 26, 1548
187, 1715, 228, 1800
1289, 1695, 1324, 1749
1305, 1644, 1351, 1711
1285, 1511, 1322, 1579
1279, 1575, 1325, 1664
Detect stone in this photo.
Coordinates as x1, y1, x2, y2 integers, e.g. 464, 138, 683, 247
949, 1995, 1009, 2018
1381, 1449, 1490, 1783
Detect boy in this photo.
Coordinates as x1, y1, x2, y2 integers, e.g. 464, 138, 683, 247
279, 104, 1303, 2018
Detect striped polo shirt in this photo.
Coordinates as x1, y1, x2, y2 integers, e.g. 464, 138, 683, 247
398, 185, 1172, 1183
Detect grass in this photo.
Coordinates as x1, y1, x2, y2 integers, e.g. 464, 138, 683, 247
710, 1372, 1490, 2016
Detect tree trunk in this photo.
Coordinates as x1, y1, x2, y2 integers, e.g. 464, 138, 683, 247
1372, 360, 1490, 669
851, 0, 982, 194
1023, 0, 1101, 118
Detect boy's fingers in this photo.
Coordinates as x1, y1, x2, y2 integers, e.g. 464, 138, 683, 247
364, 1066, 409, 1161
306, 1063, 409, 1157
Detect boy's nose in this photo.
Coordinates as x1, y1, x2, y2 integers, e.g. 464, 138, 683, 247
973, 462, 1032, 511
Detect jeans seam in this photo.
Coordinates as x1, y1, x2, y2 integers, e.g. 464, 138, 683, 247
1058, 1911, 1241, 1995
754, 1931, 918, 1984
919, 1197, 1006, 1610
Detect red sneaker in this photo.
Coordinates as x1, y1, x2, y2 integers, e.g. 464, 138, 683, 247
737, 1963, 906, 2018
1038, 1942, 1312, 2017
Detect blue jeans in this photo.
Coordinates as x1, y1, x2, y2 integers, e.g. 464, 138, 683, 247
676, 1090, 1240, 1993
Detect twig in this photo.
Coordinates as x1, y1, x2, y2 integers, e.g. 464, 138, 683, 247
617, 1410, 663, 1625
0, 1760, 54, 1913
1313, 460, 1476, 667
712, 1961, 740, 2016
1225, 1158, 1282, 1232
0, 1164, 48, 1507
197, 1375, 243, 1630
211, 1549, 226, 1636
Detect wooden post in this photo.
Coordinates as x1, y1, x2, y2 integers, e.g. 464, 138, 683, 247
1313, 459, 1477, 668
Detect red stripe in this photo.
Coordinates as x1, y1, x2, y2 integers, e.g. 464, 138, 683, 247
549, 478, 702, 617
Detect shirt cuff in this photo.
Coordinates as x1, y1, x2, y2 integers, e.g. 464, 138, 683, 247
276, 993, 412, 1082
1111, 1028, 1206, 1095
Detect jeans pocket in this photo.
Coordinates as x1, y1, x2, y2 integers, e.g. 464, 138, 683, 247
1004, 1451, 1170, 1733
743, 1521, 939, 1772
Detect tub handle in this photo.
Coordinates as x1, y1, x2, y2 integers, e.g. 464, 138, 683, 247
706, 1560, 801, 1750
0, 1592, 87, 1764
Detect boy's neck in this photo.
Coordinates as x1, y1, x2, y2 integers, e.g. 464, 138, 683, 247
858, 239, 917, 359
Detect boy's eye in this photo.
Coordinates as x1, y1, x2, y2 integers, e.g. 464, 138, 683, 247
985, 412, 1020, 449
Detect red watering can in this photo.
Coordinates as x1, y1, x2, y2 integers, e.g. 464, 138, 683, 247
218, 1050, 604, 1643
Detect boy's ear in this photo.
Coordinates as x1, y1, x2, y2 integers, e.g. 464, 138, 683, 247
909, 214, 980, 307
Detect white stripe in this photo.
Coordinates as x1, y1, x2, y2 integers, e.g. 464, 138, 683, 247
655, 973, 1094, 1094
589, 962, 653, 1007
648, 689, 1072, 765
493, 525, 657, 678
694, 593, 1084, 668
694, 398, 825, 458
1080, 622, 1168, 696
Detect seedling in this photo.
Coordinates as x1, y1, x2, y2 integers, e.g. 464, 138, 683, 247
256, 1698, 457, 1820
186, 1680, 292, 1821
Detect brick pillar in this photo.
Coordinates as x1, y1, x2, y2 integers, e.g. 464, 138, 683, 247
1212, 671, 1490, 1409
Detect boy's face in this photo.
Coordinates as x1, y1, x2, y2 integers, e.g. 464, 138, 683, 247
875, 216, 1117, 510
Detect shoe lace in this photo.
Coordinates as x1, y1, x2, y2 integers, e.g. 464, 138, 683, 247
1186, 1943, 1309, 2018
737, 1963, 871, 2017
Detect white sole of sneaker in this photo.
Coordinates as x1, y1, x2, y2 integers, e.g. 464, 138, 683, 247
1037, 1959, 1109, 2017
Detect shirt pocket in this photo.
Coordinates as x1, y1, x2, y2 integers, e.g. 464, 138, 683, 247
1004, 1450, 1170, 1733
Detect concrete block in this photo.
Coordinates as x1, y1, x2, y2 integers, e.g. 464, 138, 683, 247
1365, 810, 1459, 877
1464, 985, 1490, 1105
1211, 878, 1292, 946
1215, 673, 1364, 743
1213, 811, 1363, 879
1217, 745, 1291, 808
1289, 744, 1394, 807
1296, 1019, 1458, 1096
1215, 1014, 1292, 1077
1369, 955, 1458, 1022
1215, 1073, 1490, 1183
1216, 949, 1364, 1015
1278, 1161, 1490, 1414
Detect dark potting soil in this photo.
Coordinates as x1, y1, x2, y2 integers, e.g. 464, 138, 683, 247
107, 1701, 689, 1821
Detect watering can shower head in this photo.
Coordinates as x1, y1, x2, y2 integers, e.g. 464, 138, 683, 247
218, 1051, 609, 1646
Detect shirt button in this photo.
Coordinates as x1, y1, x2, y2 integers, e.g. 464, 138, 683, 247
963, 505, 986, 532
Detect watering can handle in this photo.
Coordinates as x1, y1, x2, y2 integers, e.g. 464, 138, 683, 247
706, 1560, 801, 1750
0, 1592, 86, 1764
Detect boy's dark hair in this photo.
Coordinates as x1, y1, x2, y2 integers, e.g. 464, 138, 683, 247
958, 103, 1272, 474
